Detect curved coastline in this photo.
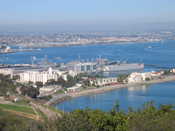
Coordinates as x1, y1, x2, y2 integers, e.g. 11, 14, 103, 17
46, 75, 175, 106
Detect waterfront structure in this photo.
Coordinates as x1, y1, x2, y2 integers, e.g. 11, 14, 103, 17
39, 87, 56, 94
89, 77, 118, 86
128, 72, 144, 83
65, 59, 144, 74
19, 67, 62, 84
67, 83, 82, 93
39, 85, 61, 97
128, 71, 162, 83
66, 61, 97, 73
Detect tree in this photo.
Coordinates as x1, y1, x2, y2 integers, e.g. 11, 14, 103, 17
45, 79, 57, 85
145, 77, 151, 81
0, 74, 16, 96
20, 86, 39, 98
12, 75, 20, 80
117, 74, 129, 83
35, 82, 43, 88
163, 70, 171, 75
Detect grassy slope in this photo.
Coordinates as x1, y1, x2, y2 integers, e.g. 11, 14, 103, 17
0, 109, 47, 131
0, 103, 35, 114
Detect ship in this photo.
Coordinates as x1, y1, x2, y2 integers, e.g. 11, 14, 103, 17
65, 59, 144, 73
99, 63, 144, 72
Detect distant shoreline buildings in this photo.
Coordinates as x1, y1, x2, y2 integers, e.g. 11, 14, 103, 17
0, 31, 167, 48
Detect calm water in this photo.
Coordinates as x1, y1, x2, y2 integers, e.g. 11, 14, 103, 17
1, 40, 175, 111
56, 81, 175, 112
1, 40, 175, 71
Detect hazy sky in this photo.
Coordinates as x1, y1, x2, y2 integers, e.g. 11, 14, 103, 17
1, 0, 175, 31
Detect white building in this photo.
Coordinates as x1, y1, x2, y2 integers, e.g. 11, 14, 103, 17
67, 83, 82, 93
141, 72, 152, 81
89, 77, 118, 86
19, 67, 61, 84
61, 74, 68, 81
128, 71, 162, 83
128, 72, 144, 83
0, 68, 13, 78
68, 70, 78, 77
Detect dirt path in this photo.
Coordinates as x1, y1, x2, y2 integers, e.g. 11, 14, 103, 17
30, 102, 60, 120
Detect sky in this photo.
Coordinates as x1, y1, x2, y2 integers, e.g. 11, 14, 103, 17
0, 0, 175, 32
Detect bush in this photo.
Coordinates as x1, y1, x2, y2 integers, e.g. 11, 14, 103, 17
20, 86, 39, 98
145, 77, 151, 81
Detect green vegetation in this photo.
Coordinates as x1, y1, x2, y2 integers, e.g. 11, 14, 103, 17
12, 75, 20, 80
35, 81, 43, 88
163, 70, 172, 75
45, 75, 79, 87
55, 89, 65, 94
117, 74, 129, 83
20, 86, 40, 98
63, 75, 80, 87
0, 109, 46, 131
39, 95, 52, 101
15, 99, 30, 105
0, 74, 16, 96
0, 104, 35, 114
1, 102, 175, 130
2, 71, 175, 130
145, 77, 151, 81
55, 102, 175, 131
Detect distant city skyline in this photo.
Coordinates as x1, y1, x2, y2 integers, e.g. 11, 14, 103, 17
1, 0, 175, 32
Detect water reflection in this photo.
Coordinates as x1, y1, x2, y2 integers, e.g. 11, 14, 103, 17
56, 81, 175, 112
128, 85, 147, 92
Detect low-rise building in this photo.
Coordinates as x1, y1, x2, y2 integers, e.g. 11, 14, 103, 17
67, 83, 82, 93
0, 68, 13, 78
128, 71, 163, 83
141, 72, 152, 81
128, 72, 143, 83
89, 77, 118, 86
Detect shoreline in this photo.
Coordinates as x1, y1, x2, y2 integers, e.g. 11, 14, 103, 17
46, 75, 175, 106
17, 40, 159, 49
